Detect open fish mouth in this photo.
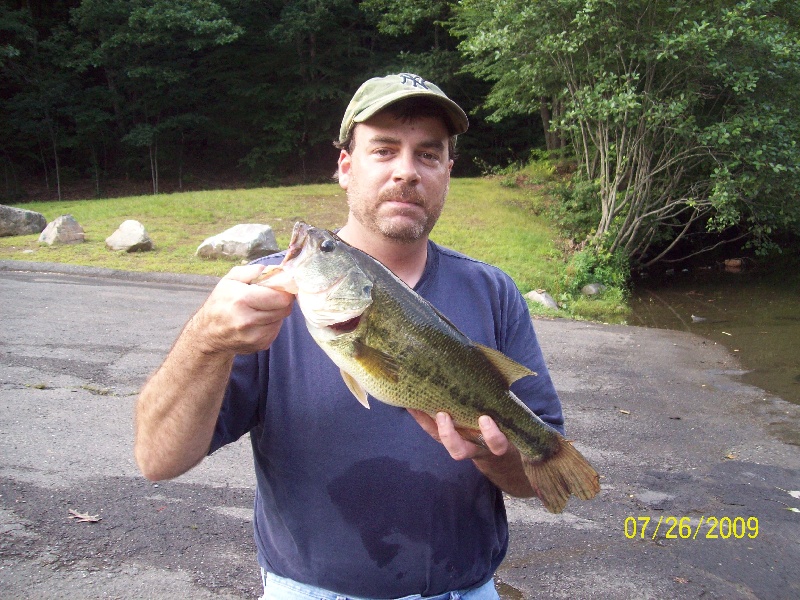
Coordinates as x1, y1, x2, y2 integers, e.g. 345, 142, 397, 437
281, 221, 310, 265
329, 314, 362, 333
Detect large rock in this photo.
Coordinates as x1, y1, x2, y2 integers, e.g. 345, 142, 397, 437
196, 224, 279, 261
106, 220, 153, 252
38, 215, 85, 245
525, 289, 559, 310
0, 205, 47, 237
581, 283, 607, 296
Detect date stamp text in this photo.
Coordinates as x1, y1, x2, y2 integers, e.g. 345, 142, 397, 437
624, 516, 759, 540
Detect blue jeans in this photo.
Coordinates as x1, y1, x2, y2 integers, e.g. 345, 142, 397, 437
259, 570, 500, 600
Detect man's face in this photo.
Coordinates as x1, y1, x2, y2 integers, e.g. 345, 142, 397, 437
337, 111, 454, 243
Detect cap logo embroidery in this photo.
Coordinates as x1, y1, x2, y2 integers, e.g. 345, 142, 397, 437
398, 73, 429, 89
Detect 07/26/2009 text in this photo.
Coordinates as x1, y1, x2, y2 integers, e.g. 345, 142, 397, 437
624, 515, 758, 541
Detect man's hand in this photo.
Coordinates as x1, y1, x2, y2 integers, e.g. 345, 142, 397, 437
407, 409, 509, 461
135, 263, 294, 481
190, 264, 295, 356
407, 408, 536, 498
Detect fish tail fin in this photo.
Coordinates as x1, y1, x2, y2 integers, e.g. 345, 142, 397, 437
521, 437, 600, 514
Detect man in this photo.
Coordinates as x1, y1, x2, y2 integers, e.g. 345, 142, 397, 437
135, 73, 565, 599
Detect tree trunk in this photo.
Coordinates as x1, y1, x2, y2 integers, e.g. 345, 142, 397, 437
149, 139, 159, 195
91, 145, 100, 197
540, 98, 554, 150
47, 117, 61, 201
37, 135, 50, 192
541, 96, 565, 151
178, 130, 184, 190
104, 68, 125, 135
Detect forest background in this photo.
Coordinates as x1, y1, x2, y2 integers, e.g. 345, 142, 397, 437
2, 0, 799, 279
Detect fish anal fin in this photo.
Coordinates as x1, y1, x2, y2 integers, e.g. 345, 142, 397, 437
340, 369, 370, 409
476, 344, 536, 385
454, 425, 487, 449
521, 437, 601, 513
352, 339, 400, 383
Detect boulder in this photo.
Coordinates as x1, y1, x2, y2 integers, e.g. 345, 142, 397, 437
581, 283, 607, 296
105, 220, 154, 252
196, 224, 279, 261
0, 205, 47, 237
525, 289, 559, 310
38, 215, 85, 245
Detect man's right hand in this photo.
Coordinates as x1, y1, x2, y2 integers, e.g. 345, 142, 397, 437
134, 263, 294, 482
190, 264, 295, 356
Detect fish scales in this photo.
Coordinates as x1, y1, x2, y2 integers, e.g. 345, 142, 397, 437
256, 222, 600, 513
336, 261, 558, 457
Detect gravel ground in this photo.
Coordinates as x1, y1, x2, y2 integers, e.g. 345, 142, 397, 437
1, 261, 798, 599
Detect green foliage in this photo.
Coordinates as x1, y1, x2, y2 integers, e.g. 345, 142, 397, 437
567, 287, 630, 323
1, 0, 541, 196
453, 0, 800, 264
562, 246, 630, 296
548, 177, 600, 243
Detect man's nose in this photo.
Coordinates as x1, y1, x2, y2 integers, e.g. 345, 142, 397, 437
392, 150, 420, 184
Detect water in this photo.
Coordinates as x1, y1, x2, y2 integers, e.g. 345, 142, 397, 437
630, 263, 800, 406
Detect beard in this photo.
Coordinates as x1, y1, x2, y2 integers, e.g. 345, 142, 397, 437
348, 183, 446, 243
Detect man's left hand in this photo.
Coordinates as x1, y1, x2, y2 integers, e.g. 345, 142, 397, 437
407, 409, 537, 498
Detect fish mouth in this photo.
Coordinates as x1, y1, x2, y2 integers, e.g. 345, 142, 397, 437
328, 315, 362, 333
281, 221, 311, 266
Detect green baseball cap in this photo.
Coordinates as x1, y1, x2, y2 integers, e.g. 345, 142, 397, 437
339, 73, 469, 144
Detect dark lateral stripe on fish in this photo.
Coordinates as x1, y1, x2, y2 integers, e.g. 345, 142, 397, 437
480, 406, 559, 458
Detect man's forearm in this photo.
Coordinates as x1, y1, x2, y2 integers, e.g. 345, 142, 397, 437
134, 317, 235, 481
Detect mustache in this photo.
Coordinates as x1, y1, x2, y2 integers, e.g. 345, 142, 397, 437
378, 185, 425, 206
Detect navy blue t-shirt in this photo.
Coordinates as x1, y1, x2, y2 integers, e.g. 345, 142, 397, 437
211, 240, 564, 598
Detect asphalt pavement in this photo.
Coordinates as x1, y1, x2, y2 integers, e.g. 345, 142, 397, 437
1, 260, 798, 599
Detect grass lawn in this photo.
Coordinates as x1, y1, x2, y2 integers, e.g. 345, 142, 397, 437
1, 176, 626, 322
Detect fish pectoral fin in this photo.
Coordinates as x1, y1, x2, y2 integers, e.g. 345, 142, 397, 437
475, 344, 537, 385
352, 340, 400, 383
340, 369, 370, 409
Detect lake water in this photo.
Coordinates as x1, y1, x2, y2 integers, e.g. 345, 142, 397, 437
629, 262, 800, 406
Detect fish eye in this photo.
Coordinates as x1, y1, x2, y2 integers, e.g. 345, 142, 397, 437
320, 239, 336, 253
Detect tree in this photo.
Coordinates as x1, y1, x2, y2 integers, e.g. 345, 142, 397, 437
361, 0, 547, 171
454, 0, 800, 264
0, 0, 551, 194
69, 0, 243, 193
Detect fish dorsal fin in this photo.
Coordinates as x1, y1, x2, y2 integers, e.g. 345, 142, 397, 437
431, 305, 459, 330
475, 343, 537, 385
352, 339, 401, 383
340, 369, 370, 409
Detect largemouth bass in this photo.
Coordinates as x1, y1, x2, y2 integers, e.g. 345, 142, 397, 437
256, 221, 600, 513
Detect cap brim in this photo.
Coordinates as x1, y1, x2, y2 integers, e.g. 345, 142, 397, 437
353, 89, 469, 136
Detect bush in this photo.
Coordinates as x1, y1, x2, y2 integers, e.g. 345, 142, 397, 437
548, 177, 601, 243
563, 246, 630, 296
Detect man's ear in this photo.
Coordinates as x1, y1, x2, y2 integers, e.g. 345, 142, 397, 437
337, 150, 351, 189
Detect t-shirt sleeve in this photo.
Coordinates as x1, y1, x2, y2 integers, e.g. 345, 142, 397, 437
503, 296, 566, 436
209, 351, 265, 453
